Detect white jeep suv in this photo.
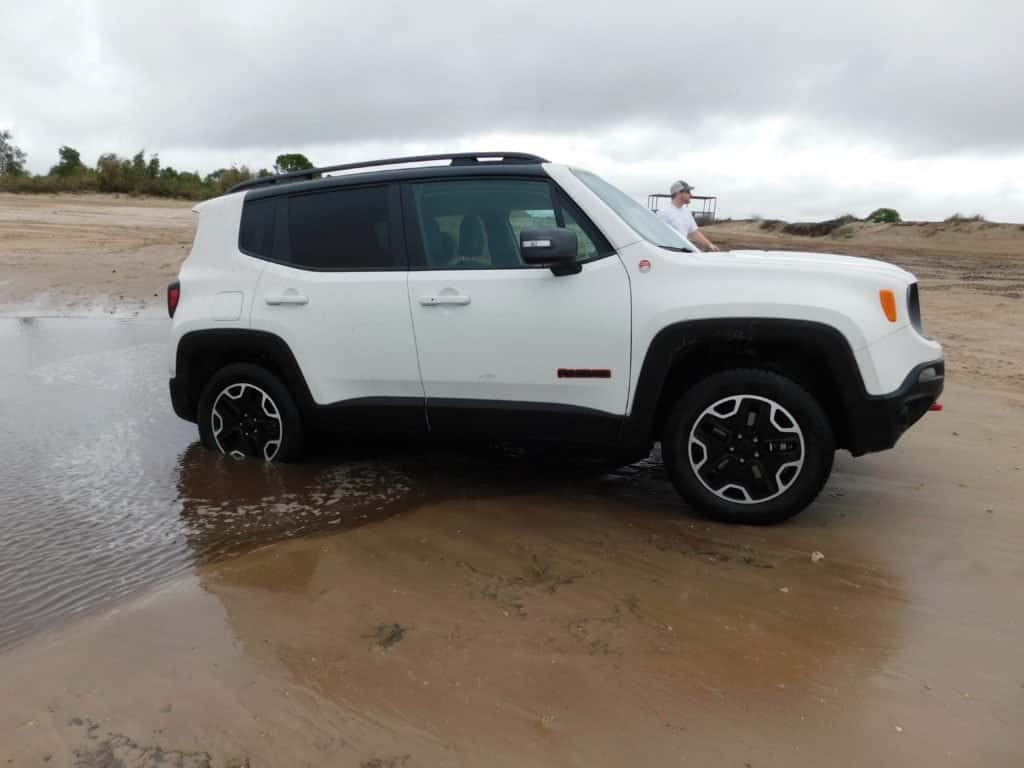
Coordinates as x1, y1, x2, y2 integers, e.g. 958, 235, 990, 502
168, 152, 944, 524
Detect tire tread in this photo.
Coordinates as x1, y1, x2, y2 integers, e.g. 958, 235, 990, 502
662, 367, 834, 524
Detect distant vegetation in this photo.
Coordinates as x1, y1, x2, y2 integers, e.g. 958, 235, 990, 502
0, 130, 28, 176
752, 207, 1012, 237
866, 207, 901, 223
759, 209, 902, 236
0, 130, 1010, 227
0, 130, 312, 201
273, 153, 314, 174
781, 214, 859, 237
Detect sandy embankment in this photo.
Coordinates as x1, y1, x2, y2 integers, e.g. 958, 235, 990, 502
0, 192, 195, 317
0, 195, 1022, 766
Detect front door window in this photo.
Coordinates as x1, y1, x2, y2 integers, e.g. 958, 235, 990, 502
409, 179, 610, 270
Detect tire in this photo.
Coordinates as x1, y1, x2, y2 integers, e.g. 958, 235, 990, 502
197, 363, 304, 462
662, 369, 834, 524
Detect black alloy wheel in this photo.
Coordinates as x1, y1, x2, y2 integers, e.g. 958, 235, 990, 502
663, 369, 835, 524
688, 393, 805, 504
211, 382, 284, 460
197, 363, 303, 462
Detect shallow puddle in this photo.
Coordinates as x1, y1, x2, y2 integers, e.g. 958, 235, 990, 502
0, 317, 676, 648
0, 319, 426, 647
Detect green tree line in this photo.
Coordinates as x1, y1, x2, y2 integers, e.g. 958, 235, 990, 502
0, 130, 314, 200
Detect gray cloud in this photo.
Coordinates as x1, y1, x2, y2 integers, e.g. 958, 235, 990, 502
2, 0, 1022, 219
76, 0, 1024, 152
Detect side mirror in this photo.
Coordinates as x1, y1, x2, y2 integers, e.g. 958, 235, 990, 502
519, 228, 580, 276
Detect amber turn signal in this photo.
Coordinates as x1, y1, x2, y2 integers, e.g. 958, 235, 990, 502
879, 289, 898, 322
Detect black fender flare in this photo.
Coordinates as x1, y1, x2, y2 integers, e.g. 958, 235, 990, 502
623, 318, 869, 450
171, 329, 315, 422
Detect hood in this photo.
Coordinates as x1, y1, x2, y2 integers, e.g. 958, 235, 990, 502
710, 249, 914, 283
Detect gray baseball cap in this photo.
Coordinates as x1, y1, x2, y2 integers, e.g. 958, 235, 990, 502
670, 180, 694, 195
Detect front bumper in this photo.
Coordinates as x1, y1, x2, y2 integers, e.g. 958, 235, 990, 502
846, 360, 944, 456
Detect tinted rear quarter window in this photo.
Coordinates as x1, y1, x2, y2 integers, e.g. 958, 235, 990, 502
288, 185, 396, 270
238, 197, 276, 257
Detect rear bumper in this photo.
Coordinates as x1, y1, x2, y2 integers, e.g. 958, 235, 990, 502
169, 377, 195, 423
846, 360, 944, 456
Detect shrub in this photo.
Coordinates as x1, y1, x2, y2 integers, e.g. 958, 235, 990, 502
50, 145, 85, 177
866, 207, 901, 223
0, 149, 260, 200
274, 153, 314, 173
945, 213, 986, 223
782, 214, 859, 237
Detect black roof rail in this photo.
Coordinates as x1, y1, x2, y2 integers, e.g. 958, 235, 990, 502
228, 151, 551, 194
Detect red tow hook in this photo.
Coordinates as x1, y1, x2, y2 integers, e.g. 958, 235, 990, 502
929, 403, 944, 412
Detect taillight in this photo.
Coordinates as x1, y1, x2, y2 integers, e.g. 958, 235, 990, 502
167, 281, 180, 318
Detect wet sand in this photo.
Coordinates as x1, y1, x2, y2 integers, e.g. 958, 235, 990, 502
1, 198, 1023, 765
1, 382, 1022, 766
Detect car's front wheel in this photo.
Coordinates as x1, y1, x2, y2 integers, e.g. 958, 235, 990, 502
197, 363, 303, 462
662, 369, 834, 524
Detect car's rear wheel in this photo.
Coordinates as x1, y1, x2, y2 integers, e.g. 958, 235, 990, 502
662, 369, 834, 524
197, 363, 303, 462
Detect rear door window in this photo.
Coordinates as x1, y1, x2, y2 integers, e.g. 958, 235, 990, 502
287, 185, 397, 270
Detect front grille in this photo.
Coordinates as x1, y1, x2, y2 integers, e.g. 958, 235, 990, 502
907, 283, 927, 337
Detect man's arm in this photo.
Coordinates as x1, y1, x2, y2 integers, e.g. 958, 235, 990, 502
690, 228, 720, 252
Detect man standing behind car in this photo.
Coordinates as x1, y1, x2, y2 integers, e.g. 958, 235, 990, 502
657, 180, 720, 251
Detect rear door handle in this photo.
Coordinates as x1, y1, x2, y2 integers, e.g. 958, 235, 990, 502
265, 291, 309, 306
419, 294, 471, 306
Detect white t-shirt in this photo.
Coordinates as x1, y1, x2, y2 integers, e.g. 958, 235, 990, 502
657, 203, 698, 236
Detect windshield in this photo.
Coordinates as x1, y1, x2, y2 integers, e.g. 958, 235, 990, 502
571, 169, 695, 252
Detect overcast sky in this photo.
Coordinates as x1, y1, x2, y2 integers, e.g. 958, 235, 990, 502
3, 0, 1022, 221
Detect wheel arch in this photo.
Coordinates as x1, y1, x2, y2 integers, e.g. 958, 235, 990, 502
626, 319, 867, 452
172, 329, 314, 423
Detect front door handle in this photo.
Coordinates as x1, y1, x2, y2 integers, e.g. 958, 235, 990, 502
265, 291, 309, 306
419, 294, 471, 306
